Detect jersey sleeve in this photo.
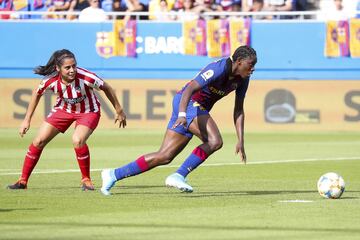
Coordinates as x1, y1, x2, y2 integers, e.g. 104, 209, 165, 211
235, 77, 250, 99
36, 75, 57, 95
36, 79, 47, 95
84, 74, 104, 91
77, 67, 104, 90
193, 61, 224, 88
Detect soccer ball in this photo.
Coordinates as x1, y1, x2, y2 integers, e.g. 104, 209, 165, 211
317, 172, 345, 199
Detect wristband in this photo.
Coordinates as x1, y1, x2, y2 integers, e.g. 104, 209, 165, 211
178, 112, 186, 118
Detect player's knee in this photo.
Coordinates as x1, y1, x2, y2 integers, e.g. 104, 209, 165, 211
156, 152, 174, 165
72, 136, 85, 148
209, 138, 223, 152
32, 138, 47, 149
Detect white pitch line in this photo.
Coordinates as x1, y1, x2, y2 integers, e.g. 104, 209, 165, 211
196, 156, 360, 167
0, 169, 82, 176
278, 200, 314, 203
0, 156, 359, 176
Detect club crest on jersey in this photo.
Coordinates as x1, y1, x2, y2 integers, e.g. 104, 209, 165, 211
75, 86, 82, 93
200, 70, 214, 81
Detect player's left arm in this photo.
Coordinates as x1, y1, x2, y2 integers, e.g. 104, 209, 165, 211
234, 93, 246, 164
101, 82, 127, 128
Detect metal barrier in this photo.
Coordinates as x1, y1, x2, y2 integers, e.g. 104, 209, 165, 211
0, 10, 328, 21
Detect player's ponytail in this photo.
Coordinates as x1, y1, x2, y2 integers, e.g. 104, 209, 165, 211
34, 49, 76, 76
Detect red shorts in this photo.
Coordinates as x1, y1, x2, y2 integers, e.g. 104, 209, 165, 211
46, 109, 101, 133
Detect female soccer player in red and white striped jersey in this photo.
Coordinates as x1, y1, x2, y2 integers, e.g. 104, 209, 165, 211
7, 49, 127, 191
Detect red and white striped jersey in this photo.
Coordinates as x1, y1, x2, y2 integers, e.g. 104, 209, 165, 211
37, 67, 104, 114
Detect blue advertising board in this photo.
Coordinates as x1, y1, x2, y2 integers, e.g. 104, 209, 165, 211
0, 20, 359, 79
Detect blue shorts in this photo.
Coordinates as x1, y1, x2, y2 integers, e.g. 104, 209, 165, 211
167, 93, 209, 138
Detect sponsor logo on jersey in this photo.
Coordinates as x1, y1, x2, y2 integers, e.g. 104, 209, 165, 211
209, 86, 225, 96
63, 95, 86, 104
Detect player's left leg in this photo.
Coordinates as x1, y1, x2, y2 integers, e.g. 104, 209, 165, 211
101, 129, 191, 195
73, 113, 100, 191
166, 114, 223, 191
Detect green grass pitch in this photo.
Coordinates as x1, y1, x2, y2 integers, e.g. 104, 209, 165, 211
0, 128, 359, 240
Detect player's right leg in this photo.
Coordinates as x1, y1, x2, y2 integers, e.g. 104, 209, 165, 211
7, 122, 60, 189
100, 129, 190, 196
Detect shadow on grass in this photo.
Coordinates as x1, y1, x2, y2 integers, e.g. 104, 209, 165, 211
0, 208, 42, 212
112, 186, 313, 196
185, 189, 358, 198
29, 187, 82, 190
180, 190, 323, 198
31, 185, 165, 191
8, 184, 359, 199
118, 185, 165, 189
0, 221, 359, 233
109, 186, 359, 199
110, 185, 180, 195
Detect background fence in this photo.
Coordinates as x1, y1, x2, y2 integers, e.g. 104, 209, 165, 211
0, 20, 359, 131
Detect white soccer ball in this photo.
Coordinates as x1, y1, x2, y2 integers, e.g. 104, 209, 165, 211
317, 172, 345, 199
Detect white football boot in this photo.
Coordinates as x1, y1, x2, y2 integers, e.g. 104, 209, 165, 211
165, 173, 193, 193
100, 169, 116, 196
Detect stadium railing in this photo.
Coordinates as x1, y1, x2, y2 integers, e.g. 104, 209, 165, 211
0, 10, 329, 21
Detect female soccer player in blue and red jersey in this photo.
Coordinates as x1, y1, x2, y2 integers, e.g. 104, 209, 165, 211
7, 49, 127, 191
101, 45, 257, 195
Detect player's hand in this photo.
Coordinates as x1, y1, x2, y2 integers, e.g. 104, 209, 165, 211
235, 141, 247, 164
172, 117, 187, 129
19, 120, 30, 138
115, 110, 127, 128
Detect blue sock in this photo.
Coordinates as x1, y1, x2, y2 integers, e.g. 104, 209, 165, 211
176, 147, 208, 178
114, 156, 149, 180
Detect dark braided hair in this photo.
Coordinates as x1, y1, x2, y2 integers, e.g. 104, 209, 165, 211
34, 49, 76, 76
232, 45, 257, 63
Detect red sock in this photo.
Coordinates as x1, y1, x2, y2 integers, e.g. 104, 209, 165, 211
21, 144, 43, 182
135, 155, 150, 172
74, 144, 90, 180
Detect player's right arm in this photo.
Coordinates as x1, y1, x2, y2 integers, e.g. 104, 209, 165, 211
19, 76, 54, 137
19, 88, 42, 137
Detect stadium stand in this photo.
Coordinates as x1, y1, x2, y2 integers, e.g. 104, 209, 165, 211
0, 0, 332, 20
